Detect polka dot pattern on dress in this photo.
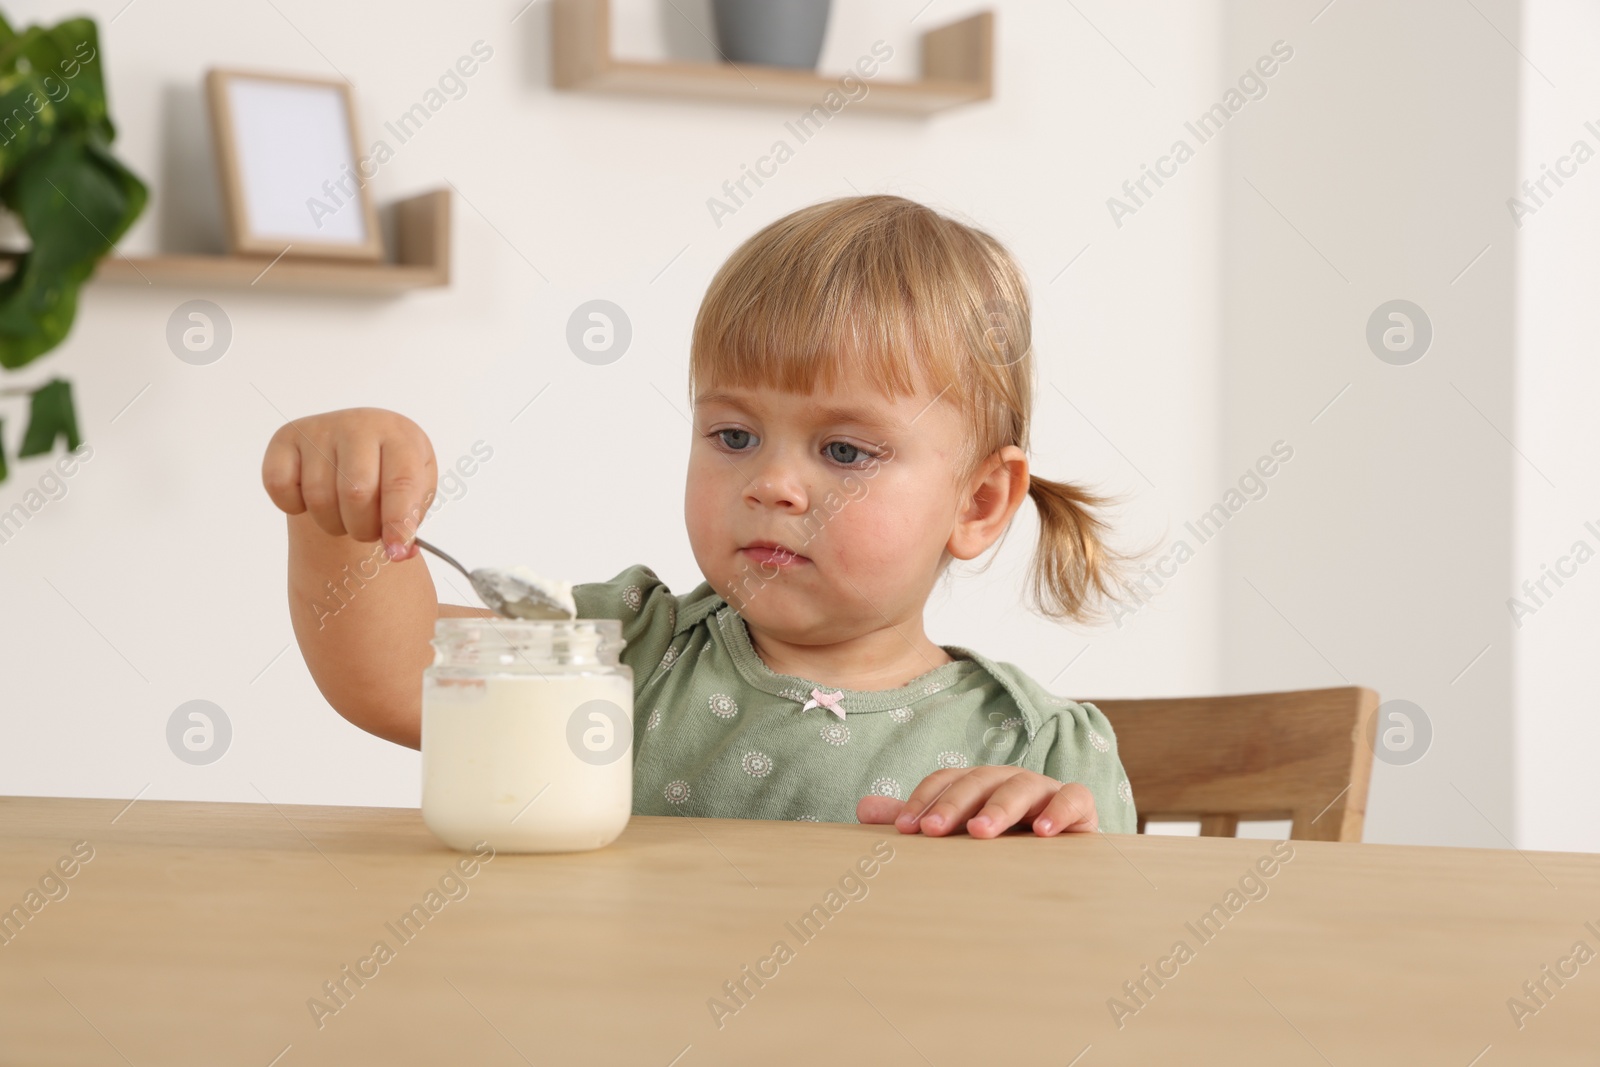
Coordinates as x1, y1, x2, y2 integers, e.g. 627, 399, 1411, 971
888, 707, 914, 723
622, 585, 642, 611
935, 751, 969, 770
868, 777, 900, 799
1118, 779, 1134, 805
658, 644, 680, 672
742, 751, 773, 777
645, 708, 661, 731
820, 723, 850, 746
709, 693, 739, 719
1088, 728, 1110, 753
795, 815, 820, 822
664, 780, 690, 805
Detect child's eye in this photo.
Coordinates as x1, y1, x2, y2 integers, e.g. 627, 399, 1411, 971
825, 441, 873, 467
713, 429, 755, 451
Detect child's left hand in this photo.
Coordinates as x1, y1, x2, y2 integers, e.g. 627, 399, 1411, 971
856, 766, 1098, 837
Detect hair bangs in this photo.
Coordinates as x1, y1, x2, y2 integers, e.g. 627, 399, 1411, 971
689, 197, 972, 407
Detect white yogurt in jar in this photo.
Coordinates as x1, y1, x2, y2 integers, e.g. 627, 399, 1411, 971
421, 618, 633, 854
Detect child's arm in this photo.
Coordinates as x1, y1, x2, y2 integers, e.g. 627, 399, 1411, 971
264, 408, 496, 751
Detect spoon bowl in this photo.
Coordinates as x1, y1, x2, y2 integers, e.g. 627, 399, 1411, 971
412, 537, 576, 620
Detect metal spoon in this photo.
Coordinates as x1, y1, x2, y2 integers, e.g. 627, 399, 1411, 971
412, 537, 576, 620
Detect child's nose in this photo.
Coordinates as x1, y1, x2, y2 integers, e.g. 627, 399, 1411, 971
744, 456, 808, 511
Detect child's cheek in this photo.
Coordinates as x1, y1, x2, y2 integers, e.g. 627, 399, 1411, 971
829, 498, 906, 578
683, 466, 727, 553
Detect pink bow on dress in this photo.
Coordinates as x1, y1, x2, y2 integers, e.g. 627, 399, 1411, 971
800, 688, 847, 720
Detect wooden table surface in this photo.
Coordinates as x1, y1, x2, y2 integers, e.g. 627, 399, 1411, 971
2, 796, 1597, 1065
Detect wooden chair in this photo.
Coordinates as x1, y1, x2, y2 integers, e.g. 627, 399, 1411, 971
1091, 685, 1380, 842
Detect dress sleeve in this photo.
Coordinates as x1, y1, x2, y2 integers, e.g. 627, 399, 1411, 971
1034, 699, 1138, 835
570, 564, 679, 701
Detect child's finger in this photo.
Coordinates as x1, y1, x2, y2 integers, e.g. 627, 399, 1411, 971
334, 436, 384, 543
298, 441, 348, 538
899, 766, 1020, 836
855, 796, 905, 824
965, 773, 1061, 838
1033, 783, 1099, 835
892, 767, 973, 833
379, 440, 435, 557
261, 433, 306, 515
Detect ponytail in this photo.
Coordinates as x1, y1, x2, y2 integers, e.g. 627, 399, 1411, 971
1025, 475, 1133, 624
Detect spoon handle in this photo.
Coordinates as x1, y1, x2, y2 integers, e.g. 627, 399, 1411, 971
412, 537, 472, 582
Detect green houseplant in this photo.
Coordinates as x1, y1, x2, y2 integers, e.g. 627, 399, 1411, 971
0, 10, 147, 483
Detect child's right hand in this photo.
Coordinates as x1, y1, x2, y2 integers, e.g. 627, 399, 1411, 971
261, 407, 437, 561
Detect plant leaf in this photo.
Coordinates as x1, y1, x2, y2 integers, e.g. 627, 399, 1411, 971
0, 129, 147, 369
0, 62, 61, 179
17, 377, 80, 456
15, 18, 111, 140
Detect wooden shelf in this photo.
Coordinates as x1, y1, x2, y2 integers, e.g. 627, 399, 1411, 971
92, 189, 451, 295
552, 0, 993, 116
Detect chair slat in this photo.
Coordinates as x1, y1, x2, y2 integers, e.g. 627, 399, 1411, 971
1091, 686, 1379, 843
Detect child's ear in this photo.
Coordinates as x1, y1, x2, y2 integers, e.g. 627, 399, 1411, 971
948, 446, 1029, 561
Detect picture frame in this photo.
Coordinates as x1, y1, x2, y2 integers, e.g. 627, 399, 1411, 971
203, 68, 383, 260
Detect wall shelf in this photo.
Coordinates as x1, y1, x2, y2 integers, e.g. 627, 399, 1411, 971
91, 189, 451, 296
552, 0, 993, 116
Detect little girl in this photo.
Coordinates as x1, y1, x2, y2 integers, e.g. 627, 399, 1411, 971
263, 194, 1136, 838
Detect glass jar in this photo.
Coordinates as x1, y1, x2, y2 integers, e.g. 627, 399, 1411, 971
421, 618, 633, 854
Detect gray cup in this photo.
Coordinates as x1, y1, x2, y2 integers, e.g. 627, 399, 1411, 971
711, 0, 833, 69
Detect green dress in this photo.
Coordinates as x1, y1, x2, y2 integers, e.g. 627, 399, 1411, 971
572, 564, 1137, 833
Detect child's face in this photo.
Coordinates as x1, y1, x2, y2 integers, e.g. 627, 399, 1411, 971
686, 367, 969, 642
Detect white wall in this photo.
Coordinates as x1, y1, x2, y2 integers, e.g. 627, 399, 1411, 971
1514, 0, 1600, 852
1217, 0, 1522, 848
0, 1, 1227, 811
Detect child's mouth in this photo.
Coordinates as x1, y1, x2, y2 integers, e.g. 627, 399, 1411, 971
740, 543, 808, 567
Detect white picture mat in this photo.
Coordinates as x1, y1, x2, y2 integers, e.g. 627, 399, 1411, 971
224, 78, 366, 244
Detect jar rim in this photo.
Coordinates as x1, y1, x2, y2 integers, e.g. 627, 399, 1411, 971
429, 616, 625, 668
433, 617, 621, 635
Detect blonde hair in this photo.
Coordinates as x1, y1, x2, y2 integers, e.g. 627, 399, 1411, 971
689, 194, 1131, 623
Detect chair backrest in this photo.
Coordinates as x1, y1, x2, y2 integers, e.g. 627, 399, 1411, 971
1091, 686, 1379, 842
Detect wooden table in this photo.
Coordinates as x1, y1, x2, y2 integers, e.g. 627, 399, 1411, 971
2, 796, 1597, 1065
